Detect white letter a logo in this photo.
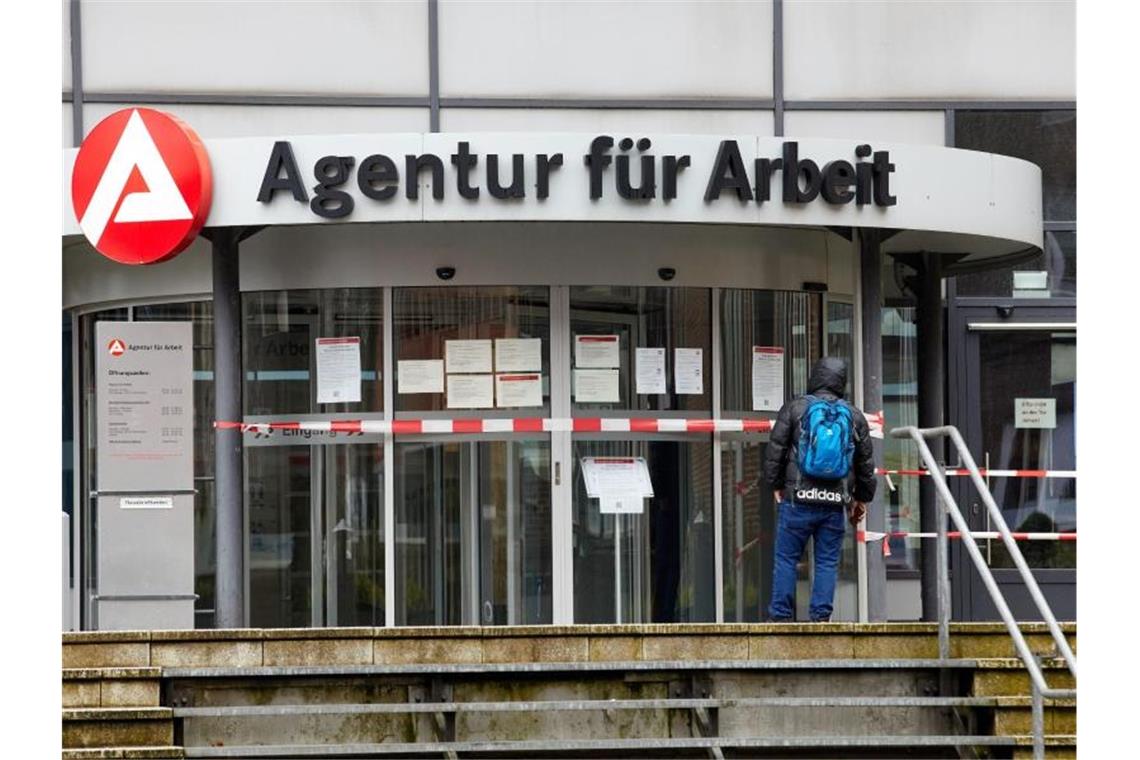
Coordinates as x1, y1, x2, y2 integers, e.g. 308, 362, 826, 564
79, 110, 193, 245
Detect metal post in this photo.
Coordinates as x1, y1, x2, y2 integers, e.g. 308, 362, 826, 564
212, 228, 245, 628
1031, 681, 1045, 760
858, 229, 888, 620
916, 252, 945, 621
936, 493, 950, 660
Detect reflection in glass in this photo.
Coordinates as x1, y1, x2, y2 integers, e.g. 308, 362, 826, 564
978, 332, 1076, 569
248, 446, 313, 628
721, 290, 822, 412
882, 306, 920, 570
721, 439, 774, 622
569, 286, 710, 412
327, 444, 385, 626
573, 440, 715, 624
826, 301, 855, 400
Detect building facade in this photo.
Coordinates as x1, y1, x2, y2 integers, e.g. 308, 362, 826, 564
61, 1, 1076, 631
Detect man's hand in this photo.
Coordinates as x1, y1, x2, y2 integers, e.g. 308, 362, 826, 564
773, 490, 784, 504
848, 501, 867, 526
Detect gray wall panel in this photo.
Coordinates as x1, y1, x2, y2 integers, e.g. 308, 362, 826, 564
82, 0, 429, 96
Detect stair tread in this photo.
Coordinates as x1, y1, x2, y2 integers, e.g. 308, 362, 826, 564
62, 749, 183, 760
64, 707, 174, 721
64, 668, 162, 681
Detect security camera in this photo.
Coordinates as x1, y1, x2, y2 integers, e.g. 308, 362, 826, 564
658, 267, 677, 282
436, 266, 456, 281
996, 305, 1014, 319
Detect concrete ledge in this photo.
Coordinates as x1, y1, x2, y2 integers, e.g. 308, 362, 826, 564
62, 749, 185, 759
63, 621, 1077, 645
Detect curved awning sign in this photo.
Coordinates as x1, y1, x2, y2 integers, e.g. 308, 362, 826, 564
63, 132, 1043, 256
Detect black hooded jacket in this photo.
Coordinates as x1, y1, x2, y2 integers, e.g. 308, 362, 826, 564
762, 357, 877, 505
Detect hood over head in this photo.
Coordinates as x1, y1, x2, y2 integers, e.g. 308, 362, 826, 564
807, 357, 848, 398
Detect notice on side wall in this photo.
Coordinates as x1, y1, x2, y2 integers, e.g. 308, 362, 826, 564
445, 339, 493, 374
316, 337, 363, 404
496, 373, 543, 408
751, 346, 785, 412
575, 335, 620, 368
447, 373, 494, 409
495, 338, 542, 372
397, 359, 444, 394
674, 348, 704, 395
635, 348, 667, 395
574, 368, 620, 403
1015, 398, 1057, 429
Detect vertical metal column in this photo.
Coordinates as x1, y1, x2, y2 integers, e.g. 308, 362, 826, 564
858, 229, 888, 620
212, 229, 245, 628
916, 252, 945, 621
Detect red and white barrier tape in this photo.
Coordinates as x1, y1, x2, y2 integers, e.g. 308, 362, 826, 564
866, 411, 885, 440
878, 467, 1076, 479
216, 417, 775, 435
858, 530, 1076, 543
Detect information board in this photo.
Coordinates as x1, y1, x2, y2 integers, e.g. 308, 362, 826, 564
96, 322, 194, 492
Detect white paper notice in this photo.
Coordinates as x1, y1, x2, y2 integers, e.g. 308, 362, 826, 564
600, 492, 645, 514
496, 373, 543, 408
446, 374, 494, 409
581, 457, 655, 499
674, 348, 704, 395
445, 339, 493, 374
1015, 398, 1057, 429
574, 369, 620, 403
397, 359, 444, 394
495, 338, 542, 372
751, 346, 785, 412
635, 348, 666, 395
575, 335, 620, 368
316, 337, 362, 404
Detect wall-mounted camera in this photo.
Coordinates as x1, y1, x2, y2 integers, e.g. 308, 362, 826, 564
436, 266, 456, 281
658, 267, 676, 282
996, 305, 1014, 319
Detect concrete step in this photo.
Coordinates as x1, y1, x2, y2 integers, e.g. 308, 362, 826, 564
64, 668, 163, 708
61, 623, 1077, 670
62, 708, 174, 750
179, 734, 1020, 758
61, 749, 185, 759
971, 658, 1076, 696
1011, 734, 1077, 759
993, 696, 1078, 736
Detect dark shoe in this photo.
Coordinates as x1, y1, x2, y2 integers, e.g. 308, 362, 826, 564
810, 616, 832, 623
764, 616, 793, 623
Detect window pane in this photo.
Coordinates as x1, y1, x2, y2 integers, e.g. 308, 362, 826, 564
569, 287, 711, 413
826, 301, 855, 399
243, 289, 384, 416
954, 110, 1075, 221
721, 290, 822, 413
394, 287, 550, 414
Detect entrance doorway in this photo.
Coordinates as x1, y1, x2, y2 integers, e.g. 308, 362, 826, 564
949, 306, 1076, 620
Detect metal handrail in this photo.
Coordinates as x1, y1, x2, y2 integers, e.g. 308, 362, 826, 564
890, 425, 1076, 760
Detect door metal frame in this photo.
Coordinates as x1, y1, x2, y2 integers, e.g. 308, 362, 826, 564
947, 301, 1076, 620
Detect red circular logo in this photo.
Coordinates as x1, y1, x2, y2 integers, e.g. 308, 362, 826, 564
71, 108, 212, 265
107, 338, 126, 357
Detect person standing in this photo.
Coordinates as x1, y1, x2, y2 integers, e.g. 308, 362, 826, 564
763, 357, 876, 622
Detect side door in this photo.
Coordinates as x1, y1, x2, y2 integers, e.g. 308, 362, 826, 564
950, 306, 1076, 621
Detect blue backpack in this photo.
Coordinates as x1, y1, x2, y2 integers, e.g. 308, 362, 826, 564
797, 395, 855, 480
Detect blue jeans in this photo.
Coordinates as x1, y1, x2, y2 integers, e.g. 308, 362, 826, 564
767, 500, 847, 622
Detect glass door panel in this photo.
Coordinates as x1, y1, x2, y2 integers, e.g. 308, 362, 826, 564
247, 446, 313, 628
395, 439, 553, 626
975, 329, 1076, 568
572, 439, 715, 624
325, 443, 385, 627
